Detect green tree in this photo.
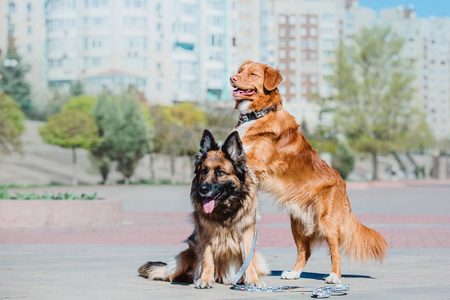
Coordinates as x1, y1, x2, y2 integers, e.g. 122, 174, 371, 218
327, 26, 433, 180
91, 94, 113, 184
205, 105, 237, 143
93, 92, 151, 184
62, 95, 96, 114
151, 102, 207, 183
69, 80, 84, 97
0, 91, 25, 155
39, 110, 99, 185
0, 35, 31, 114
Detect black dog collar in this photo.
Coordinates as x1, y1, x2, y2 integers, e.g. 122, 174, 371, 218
238, 106, 274, 125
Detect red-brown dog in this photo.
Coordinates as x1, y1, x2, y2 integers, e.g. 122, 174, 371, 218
230, 61, 388, 284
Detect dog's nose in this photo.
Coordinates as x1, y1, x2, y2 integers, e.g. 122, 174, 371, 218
199, 184, 210, 195
230, 76, 238, 83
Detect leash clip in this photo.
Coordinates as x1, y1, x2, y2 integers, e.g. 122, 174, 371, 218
312, 284, 350, 298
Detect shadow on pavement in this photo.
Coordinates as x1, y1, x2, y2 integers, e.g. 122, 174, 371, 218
270, 270, 373, 280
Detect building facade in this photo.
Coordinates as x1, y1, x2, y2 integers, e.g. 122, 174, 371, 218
1, 0, 267, 106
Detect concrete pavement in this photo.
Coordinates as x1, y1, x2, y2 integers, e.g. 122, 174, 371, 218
1, 182, 450, 299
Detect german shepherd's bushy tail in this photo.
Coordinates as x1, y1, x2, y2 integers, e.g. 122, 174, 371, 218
341, 214, 388, 263
138, 245, 197, 283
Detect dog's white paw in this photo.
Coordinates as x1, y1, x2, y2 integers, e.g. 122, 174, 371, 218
324, 273, 341, 284
280, 270, 302, 280
194, 278, 213, 289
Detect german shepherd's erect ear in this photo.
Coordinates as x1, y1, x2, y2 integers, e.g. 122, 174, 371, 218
222, 131, 244, 162
194, 129, 219, 170
222, 131, 247, 181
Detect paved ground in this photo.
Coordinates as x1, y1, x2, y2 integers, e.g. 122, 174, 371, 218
1, 181, 450, 299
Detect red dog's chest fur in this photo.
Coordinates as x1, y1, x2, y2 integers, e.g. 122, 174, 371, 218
240, 108, 341, 206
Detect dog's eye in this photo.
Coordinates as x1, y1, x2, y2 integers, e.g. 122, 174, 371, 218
251, 73, 258, 76
217, 170, 227, 176
201, 168, 208, 175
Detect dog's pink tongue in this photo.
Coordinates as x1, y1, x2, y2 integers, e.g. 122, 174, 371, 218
203, 198, 215, 214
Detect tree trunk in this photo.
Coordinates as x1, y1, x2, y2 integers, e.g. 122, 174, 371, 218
371, 151, 379, 181
170, 155, 176, 184
149, 153, 155, 183
72, 148, 78, 186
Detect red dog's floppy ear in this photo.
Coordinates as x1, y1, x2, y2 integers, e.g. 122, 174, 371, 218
264, 66, 283, 91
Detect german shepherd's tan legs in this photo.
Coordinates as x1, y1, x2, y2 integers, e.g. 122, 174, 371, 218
281, 215, 312, 279
194, 245, 215, 288
241, 226, 266, 287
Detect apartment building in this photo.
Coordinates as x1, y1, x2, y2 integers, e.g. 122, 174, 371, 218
271, 0, 351, 129
0, 0, 47, 94
1, 0, 265, 106
380, 6, 450, 140
271, 0, 449, 142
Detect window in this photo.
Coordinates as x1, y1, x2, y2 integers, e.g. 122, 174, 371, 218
123, 0, 147, 8
27, 45, 32, 53
27, 2, 32, 13
123, 56, 147, 69
289, 49, 295, 58
310, 16, 317, 24
310, 51, 317, 59
289, 86, 296, 94
210, 34, 223, 47
300, 15, 307, 24
301, 40, 307, 50
310, 27, 317, 36
85, 0, 108, 8
27, 26, 32, 34
279, 28, 286, 37
301, 27, 307, 36
279, 49, 286, 59
289, 62, 296, 70
289, 15, 296, 25
289, 39, 295, 47
310, 74, 317, 83
279, 15, 286, 24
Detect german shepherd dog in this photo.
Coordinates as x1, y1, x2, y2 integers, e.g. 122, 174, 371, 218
138, 130, 269, 288
230, 61, 388, 284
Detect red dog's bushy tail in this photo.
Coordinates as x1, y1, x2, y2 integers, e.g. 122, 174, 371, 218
341, 214, 388, 263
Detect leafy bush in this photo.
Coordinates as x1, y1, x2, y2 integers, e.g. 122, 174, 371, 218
332, 144, 356, 180
0, 188, 97, 200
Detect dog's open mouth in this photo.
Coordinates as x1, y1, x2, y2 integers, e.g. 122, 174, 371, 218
202, 193, 223, 214
233, 87, 256, 97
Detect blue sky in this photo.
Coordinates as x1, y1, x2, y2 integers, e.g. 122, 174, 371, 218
359, 0, 450, 18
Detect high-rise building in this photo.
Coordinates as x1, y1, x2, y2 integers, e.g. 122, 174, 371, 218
271, 0, 449, 142
271, 0, 351, 129
380, 6, 450, 140
1, 0, 268, 106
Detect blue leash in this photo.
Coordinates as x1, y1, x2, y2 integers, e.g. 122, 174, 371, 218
231, 211, 349, 298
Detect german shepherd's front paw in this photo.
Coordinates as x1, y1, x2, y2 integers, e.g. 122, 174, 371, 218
194, 277, 214, 289
245, 278, 265, 288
